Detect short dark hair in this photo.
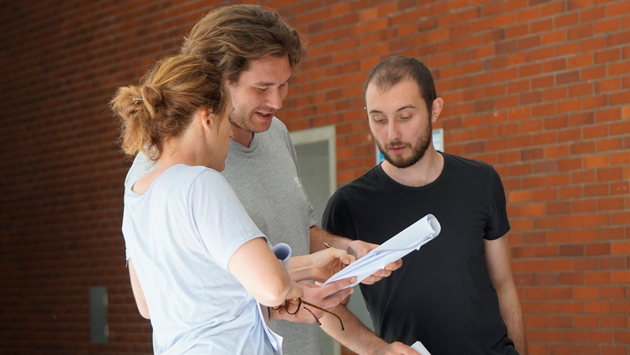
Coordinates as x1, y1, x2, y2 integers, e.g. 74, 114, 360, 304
363, 56, 437, 114
181, 4, 305, 83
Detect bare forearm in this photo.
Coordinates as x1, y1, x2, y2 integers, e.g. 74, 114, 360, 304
287, 255, 312, 281
310, 226, 350, 253
498, 288, 527, 355
320, 304, 387, 355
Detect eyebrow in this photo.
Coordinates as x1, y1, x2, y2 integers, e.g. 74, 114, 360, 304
255, 77, 292, 87
368, 104, 417, 115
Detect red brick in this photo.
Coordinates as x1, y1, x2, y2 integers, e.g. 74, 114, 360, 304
575, 315, 599, 328
563, 300, 587, 312
569, 82, 593, 97
573, 228, 598, 242
571, 170, 595, 184
582, 65, 607, 80
602, 286, 626, 299
586, 300, 612, 313
570, 112, 595, 126
545, 259, 569, 274
595, 48, 621, 64
585, 242, 611, 255
599, 256, 626, 270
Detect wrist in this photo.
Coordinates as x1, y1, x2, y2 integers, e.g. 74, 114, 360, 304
286, 281, 303, 300
328, 236, 351, 253
288, 256, 312, 281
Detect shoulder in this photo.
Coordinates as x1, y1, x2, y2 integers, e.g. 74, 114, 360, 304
334, 166, 381, 196
160, 165, 227, 194
444, 153, 498, 178
189, 166, 231, 189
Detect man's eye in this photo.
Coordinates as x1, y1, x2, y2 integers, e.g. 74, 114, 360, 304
256, 87, 267, 92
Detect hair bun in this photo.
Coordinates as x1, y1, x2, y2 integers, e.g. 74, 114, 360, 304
140, 85, 163, 119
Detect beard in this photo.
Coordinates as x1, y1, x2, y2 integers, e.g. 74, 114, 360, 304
228, 107, 272, 134
376, 119, 432, 169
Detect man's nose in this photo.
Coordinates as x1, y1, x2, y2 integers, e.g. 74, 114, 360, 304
387, 121, 401, 141
267, 88, 283, 110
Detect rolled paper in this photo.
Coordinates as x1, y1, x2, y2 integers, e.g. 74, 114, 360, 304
272, 243, 292, 270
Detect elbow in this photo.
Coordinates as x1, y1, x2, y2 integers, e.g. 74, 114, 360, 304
137, 303, 150, 319
140, 311, 151, 320
258, 277, 291, 307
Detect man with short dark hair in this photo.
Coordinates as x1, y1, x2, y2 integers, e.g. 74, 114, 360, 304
323, 56, 527, 355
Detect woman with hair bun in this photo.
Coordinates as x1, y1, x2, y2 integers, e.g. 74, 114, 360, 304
111, 55, 354, 355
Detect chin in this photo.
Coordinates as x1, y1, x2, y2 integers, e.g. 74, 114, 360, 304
253, 119, 273, 133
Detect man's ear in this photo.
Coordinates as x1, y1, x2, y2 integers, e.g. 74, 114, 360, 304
430, 97, 444, 123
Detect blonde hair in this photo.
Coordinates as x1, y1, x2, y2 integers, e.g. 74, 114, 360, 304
111, 55, 226, 161
181, 4, 305, 83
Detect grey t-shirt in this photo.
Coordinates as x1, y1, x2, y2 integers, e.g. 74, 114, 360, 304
125, 118, 320, 355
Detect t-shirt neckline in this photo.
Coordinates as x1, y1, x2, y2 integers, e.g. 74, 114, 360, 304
375, 151, 450, 191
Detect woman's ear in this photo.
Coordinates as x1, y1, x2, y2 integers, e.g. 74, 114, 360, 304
198, 108, 215, 134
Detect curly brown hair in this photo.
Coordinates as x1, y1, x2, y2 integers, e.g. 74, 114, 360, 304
181, 4, 305, 83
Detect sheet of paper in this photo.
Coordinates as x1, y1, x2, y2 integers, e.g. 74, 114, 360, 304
411, 340, 431, 355
323, 214, 441, 289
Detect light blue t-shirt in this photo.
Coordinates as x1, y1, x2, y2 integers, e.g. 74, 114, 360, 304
125, 118, 320, 355
122, 164, 281, 354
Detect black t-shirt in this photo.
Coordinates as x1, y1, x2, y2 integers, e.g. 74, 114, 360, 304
323, 152, 517, 355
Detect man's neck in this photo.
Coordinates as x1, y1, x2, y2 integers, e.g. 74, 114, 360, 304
230, 123, 254, 148
381, 148, 444, 188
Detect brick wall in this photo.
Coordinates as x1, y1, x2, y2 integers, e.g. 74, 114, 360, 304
0, 1, 628, 354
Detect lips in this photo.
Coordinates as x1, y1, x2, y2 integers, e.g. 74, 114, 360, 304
388, 145, 406, 153
255, 111, 274, 118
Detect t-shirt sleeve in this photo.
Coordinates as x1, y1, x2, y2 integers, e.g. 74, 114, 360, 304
189, 170, 267, 270
484, 167, 511, 240
322, 188, 357, 240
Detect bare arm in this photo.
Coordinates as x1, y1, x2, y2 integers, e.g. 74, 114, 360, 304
128, 259, 150, 319
270, 278, 355, 323
228, 237, 303, 307
288, 247, 354, 282
485, 236, 528, 355
319, 304, 420, 355
309, 226, 402, 284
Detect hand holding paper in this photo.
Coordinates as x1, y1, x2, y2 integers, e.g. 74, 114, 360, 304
323, 214, 441, 289
346, 239, 403, 285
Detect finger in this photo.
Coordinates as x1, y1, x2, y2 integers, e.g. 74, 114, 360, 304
319, 286, 353, 308
384, 258, 403, 271
318, 276, 356, 297
360, 275, 382, 285
388, 342, 421, 355
329, 247, 352, 264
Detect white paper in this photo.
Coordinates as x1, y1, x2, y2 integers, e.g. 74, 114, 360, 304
272, 242, 291, 270
411, 340, 431, 355
323, 214, 441, 289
